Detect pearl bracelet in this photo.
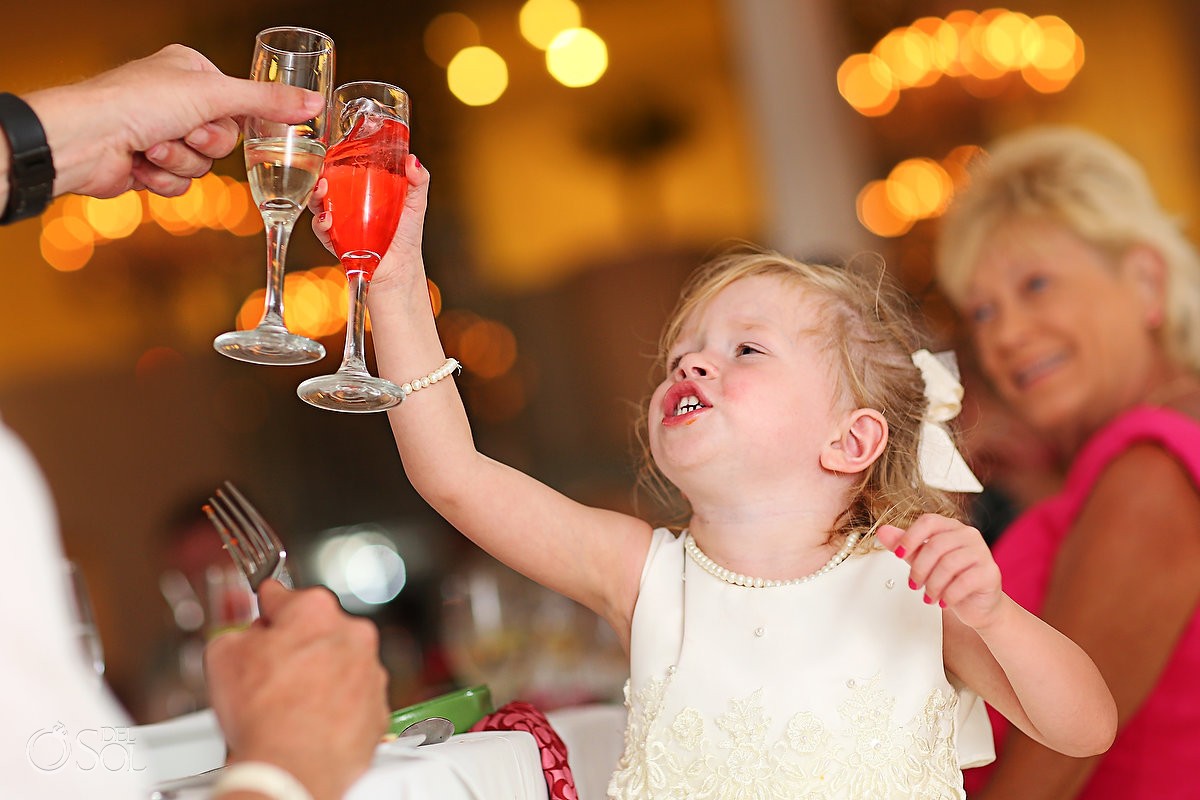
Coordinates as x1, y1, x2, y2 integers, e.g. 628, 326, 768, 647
212, 761, 313, 800
400, 357, 461, 397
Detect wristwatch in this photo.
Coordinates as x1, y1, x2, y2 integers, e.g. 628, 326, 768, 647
0, 92, 55, 225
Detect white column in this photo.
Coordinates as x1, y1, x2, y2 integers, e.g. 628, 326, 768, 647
723, 0, 873, 258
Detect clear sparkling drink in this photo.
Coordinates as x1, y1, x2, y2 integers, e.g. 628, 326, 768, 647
245, 136, 326, 220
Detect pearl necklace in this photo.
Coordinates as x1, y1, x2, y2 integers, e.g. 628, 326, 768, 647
684, 530, 862, 588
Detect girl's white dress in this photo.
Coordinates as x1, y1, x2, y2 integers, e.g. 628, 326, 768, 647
608, 529, 994, 800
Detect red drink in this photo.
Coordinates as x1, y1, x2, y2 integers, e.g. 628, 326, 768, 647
322, 115, 410, 278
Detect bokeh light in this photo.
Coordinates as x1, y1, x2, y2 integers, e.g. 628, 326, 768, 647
874, 28, 934, 89
424, 12, 481, 67
836, 53, 899, 117
219, 177, 260, 235
82, 192, 142, 240
447, 46, 509, 106
546, 28, 608, 88
519, 0, 582, 50
285, 271, 338, 339
459, 319, 518, 380
839, 9, 1081, 116
232, 266, 349, 339
857, 180, 914, 238
428, 279, 443, 317
40, 216, 95, 271
314, 529, 408, 614
887, 158, 953, 219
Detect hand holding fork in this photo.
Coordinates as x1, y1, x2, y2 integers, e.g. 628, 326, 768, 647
201, 481, 391, 800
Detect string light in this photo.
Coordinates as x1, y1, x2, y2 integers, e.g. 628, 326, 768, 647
839, 9, 1083, 116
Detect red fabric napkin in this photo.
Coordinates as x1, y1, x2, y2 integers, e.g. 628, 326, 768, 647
470, 701, 577, 800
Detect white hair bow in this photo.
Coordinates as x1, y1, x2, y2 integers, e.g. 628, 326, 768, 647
911, 349, 983, 493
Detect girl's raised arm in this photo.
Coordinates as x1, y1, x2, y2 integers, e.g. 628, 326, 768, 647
315, 159, 654, 646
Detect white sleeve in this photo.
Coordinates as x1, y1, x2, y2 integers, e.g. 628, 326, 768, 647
0, 420, 146, 798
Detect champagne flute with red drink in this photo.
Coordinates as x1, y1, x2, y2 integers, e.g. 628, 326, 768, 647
297, 81, 410, 412
214, 26, 333, 366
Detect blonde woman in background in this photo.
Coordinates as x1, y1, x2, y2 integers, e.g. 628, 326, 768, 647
937, 125, 1200, 799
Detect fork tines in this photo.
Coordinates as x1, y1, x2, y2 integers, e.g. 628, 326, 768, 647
203, 480, 285, 590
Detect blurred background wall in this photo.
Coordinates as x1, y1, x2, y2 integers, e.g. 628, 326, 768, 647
1, 0, 1197, 719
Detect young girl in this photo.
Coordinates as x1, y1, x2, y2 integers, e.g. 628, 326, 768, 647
310, 159, 1116, 799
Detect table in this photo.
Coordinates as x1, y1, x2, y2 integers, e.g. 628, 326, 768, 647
136, 711, 547, 800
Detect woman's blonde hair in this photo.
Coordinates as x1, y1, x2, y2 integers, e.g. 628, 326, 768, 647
637, 248, 960, 545
936, 125, 1200, 372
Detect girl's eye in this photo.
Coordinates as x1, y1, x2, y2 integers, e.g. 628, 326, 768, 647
736, 344, 762, 357
667, 355, 682, 371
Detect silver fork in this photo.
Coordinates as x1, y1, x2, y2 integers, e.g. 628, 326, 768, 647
203, 481, 292, 592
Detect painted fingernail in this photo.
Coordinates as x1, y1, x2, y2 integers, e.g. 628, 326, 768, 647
318, 211, 328, 223
939, 600, 947, 608
908, 578, 918, 590
923, 595, 934, 605
894, 546, 906, 559
413, 154, 422, 171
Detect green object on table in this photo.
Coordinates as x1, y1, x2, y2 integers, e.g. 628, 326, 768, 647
389, 685, 494, 736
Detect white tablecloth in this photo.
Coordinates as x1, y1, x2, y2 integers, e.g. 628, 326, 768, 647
349, 731, 545, 799
136, 711, 547, 800
545, 705, 626, 800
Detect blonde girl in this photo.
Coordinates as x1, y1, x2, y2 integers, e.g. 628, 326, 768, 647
309, 159, 1115, 799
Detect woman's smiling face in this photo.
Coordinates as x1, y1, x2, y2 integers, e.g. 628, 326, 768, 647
963, 218, 1164, 446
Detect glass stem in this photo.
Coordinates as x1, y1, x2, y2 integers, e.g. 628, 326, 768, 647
339, 270, 372, 377
258, 216, 297, 331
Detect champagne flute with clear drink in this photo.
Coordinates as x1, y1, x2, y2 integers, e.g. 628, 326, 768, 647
213, 27, 333, 365
297, 81, 411, 412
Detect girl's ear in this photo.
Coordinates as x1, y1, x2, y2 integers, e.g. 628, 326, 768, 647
820, 409, 888, 475
1122, 244, 1168, 328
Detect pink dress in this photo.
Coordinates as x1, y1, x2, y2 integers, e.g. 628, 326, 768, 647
964, 406, 1200, 798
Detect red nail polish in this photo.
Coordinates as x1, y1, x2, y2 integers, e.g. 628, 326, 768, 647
908, 578, 918, 590
923, 595, 934, 605
413, 154, 422, 171
894, 546, 906, 559
939, 600, 947, 608
318, 211, 328, 223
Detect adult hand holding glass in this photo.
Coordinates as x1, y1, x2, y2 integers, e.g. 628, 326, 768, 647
2, 44, 326, 212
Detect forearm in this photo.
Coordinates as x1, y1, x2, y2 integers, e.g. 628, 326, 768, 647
368, 266, 485, 506
973, 731, 1099, 800
0, 82, 118, 212
22, 83, 114, 200
974, 594, 1116, 755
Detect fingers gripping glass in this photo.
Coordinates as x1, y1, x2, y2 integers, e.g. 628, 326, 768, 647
214, 26, 334, 366
297, 81, 411, 412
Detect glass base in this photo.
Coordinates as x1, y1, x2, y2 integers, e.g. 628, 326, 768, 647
214, 329, 326, 366
297, 372, 404, 413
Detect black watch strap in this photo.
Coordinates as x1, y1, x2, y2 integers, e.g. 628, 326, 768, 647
0, 92, 56, 225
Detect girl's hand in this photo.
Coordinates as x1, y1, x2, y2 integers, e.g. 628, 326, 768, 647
307, 153, 430, 287
309, 177, 335, 255
876, 514, 1003, 630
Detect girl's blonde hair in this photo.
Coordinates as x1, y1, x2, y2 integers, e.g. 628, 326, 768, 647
936, 125, 1200, 373
638, 249, 960, 544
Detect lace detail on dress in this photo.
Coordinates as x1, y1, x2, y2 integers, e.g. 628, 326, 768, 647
608, 673, 963, 800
